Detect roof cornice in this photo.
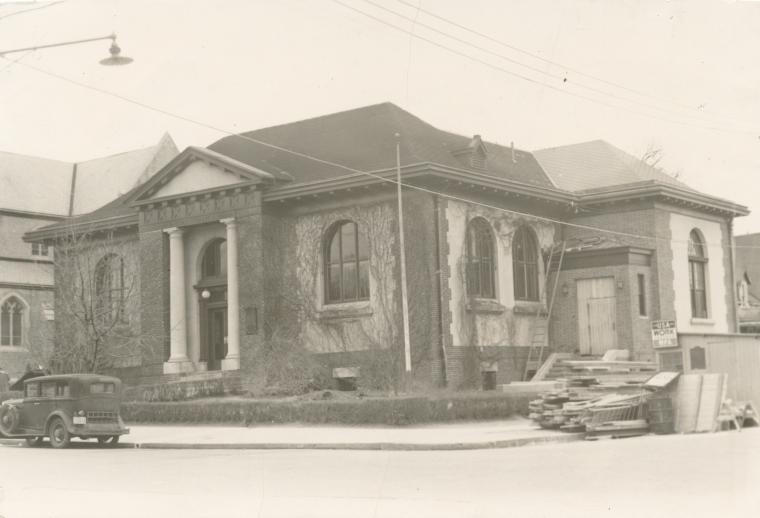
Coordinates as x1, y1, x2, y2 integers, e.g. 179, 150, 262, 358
262, 162, 575, 205
24, 214, 138, 242
576, 181, 749, 217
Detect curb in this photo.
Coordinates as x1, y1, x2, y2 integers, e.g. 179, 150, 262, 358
126, 433, 584, 451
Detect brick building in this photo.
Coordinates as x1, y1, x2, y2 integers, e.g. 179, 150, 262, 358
25, 104, 748, 390
0, 135, 177, 378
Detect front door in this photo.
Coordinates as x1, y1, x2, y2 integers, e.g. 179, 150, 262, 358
577, 277, 617, 355
206, 307, 228, 371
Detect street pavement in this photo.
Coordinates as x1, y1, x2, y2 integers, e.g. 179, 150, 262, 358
1, 427, 758, 518
0, 417, 583, 450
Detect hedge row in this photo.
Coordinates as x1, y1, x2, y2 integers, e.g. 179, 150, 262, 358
121, 392, 535, 426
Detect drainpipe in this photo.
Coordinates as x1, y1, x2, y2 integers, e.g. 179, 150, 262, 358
728, 217, 739, 332
433, 195, 448, 387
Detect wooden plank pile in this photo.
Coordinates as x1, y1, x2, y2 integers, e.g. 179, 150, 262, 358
529, 388, 649, 438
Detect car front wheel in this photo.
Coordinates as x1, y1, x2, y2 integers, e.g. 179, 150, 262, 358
48, 418, 70, 449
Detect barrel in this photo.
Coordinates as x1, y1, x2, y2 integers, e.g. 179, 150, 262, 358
647, 392, 675, 434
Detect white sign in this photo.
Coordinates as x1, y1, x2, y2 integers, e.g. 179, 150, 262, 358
651, 320, 678, 349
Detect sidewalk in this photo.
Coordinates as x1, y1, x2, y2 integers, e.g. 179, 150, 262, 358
120, 417, 582, 450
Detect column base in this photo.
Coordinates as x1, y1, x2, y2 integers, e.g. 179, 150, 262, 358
163, 358, 195, 374
221, 356, 240, 371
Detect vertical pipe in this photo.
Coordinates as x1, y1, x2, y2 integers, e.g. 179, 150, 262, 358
396, 134, 412, 373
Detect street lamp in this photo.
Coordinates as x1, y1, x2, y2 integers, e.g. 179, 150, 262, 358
0, 33, 132, 66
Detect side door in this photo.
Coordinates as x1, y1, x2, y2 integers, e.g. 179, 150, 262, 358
576, 277, 617, 355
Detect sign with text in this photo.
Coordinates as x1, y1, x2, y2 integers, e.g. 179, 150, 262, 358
651, 320, 678, 349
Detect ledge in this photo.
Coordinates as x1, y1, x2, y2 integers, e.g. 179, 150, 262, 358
690, 318, 715, 326
318, 304, 373, 321
513, 302, 547, 316
466, 299, 506, 314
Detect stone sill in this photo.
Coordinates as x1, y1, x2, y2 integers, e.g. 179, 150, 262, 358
0, 346, 29, 353
513, 302, 547, 316
466, 299, 506, 314
690, 318, 715, 326
318, 304, 373, 321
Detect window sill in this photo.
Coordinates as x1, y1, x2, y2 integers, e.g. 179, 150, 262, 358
513, 301, 547, 316
690, 318, 715, 326
0, 345, 29, 353
318, 303, 372, 321
466, 299, 505, 314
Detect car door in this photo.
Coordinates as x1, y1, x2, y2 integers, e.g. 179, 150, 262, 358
18, 381, 43, 432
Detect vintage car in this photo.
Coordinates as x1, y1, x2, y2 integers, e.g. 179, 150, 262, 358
0, 374, 129, 448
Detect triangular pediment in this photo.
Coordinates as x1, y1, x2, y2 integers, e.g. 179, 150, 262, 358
151, 160, 246, 199
132, 146, 286, 205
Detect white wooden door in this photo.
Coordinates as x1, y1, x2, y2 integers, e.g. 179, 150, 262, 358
577, 277, 617, 355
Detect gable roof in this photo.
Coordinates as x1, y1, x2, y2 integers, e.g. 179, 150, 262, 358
0, 134, 178, 217
130, 146, 286, 205
533, 139, 693, 193
207, 102, 554, 189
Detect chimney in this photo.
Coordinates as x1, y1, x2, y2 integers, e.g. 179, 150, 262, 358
511, 141, 516, 164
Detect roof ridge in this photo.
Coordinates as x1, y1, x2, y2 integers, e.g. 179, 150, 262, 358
240, 101, 399, 135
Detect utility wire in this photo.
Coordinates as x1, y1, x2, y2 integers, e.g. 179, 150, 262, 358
393, 0, 755, 127
0, 0, 66, 22
333, 0, 758, 135
361, 0, 750, 129
2, 55, 755, 251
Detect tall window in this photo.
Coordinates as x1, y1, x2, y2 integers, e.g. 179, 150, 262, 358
324, 221, 370, 304
688, 229, 708, 318
512, 226, 539, 301
466, 218, 496, 299
637, 273, 647, 316
1, 296, 24, 346
201, 239, 227, 279
95, 254, 125, 323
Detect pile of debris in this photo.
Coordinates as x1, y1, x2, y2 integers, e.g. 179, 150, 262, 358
529, 389, 648, 438
529, 370, 760, 439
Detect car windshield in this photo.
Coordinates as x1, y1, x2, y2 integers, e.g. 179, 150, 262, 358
89, 382, 116, 394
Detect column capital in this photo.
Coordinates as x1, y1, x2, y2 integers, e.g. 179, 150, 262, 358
220, 217, 237, 226
164, 227, 183, 236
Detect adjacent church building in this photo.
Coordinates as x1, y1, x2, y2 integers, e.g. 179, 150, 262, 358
0, 135, 177, 378
25, 104, 748, 390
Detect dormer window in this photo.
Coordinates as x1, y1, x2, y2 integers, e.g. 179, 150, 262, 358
453, 135, 488, 171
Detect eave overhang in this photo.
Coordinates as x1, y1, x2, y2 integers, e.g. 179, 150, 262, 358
262, 162, 575, 206
24, 214, 139, 243
576, 181, 749, 218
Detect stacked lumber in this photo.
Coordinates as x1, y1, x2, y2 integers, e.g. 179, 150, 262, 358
529, 390, 649, 437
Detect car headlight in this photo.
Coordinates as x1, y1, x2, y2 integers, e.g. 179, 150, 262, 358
77, 410, 86, 417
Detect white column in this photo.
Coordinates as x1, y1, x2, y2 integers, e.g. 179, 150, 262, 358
163, 227, 192, 374
221, 218, 241, 370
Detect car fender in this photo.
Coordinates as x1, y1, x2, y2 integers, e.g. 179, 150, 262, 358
44, 410, 74, 434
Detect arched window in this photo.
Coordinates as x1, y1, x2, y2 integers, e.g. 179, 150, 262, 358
688, 229, 708, 318
513, 226, 539, 301
1, 296, 25, 346
466, 218, 496, 299
201, 239, 227, 279
95, 254, 125, 323
324, 221, 369, 304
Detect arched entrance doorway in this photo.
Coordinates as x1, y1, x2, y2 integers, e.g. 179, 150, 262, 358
198, 238, 227, 370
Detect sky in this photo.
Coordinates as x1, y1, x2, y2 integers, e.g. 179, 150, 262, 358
1, 0, 759, 232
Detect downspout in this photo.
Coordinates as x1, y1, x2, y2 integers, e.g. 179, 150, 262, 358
728, 216, 739, 332
433, 195, 448, 387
